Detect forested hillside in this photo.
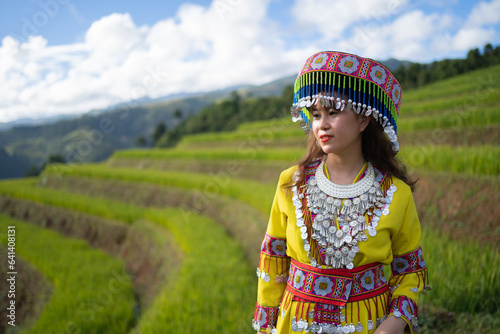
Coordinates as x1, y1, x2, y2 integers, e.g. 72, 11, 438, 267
0, 97, 209, 178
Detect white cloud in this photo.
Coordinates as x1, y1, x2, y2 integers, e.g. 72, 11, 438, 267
452, 26, 496, 51
451, 0, 500, 51
314, 9, 454, 62
1, 0, 499, 123
368, 10, 454, 61
291, 0, 409, 40
466, 0, 500, 27
0, 0, 310, 123
288, 1, 456, 62
291, 0, 498, 63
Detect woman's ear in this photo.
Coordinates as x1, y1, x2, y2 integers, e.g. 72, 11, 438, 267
359, 115, 369, 132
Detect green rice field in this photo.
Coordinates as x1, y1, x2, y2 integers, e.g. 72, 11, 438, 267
0, 65, 499, 333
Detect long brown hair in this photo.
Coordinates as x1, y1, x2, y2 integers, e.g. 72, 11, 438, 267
286, 117, 417, 192
362, 117, 417, 190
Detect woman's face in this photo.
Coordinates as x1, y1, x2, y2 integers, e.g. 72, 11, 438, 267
311, 99, 368, 157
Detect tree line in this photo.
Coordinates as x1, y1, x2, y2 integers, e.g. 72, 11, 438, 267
151, 44, 499, 148
394, 43, 500, 89
153, 87, 294, 147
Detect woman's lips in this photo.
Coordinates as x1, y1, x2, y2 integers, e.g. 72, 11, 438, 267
320, 135, 333, 142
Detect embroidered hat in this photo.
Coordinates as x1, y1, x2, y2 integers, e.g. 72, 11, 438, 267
290, 51, 402, 152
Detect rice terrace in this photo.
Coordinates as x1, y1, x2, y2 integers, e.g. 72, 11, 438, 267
1, 62, 500, 333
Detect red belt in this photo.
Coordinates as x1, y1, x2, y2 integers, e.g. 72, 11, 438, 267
286, 259, 388, 306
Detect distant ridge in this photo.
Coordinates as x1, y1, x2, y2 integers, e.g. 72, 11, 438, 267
0, 114, 79, 132
382, 58, 413, 71
1, 74, 296, 130
0, 74, 296, 179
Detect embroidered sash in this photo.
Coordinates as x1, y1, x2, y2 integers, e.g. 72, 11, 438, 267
286, 259, 389, 326
286, 259, 388, 305
287, 259, 353, 306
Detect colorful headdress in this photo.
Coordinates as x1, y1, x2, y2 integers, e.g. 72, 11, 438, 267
290, 51, 402, 152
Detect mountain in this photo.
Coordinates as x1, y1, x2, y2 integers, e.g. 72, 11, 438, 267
0, 148, 30, 179
0, 114, 79, 133
0, 75, 295, 179
381, 58, 413, 71
0, 97, 208, 179
237, 75, 295, 98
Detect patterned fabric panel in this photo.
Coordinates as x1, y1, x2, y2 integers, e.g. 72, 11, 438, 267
313, 302, 342, 325
260, 233, 288, 257
388, 295, 418, 332
350, 264, 388, 300
252, 304, 279, 333
287, 259, 353, 305
391, 246, 426, 276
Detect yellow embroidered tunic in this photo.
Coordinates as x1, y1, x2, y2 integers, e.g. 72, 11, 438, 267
253, 161, 428, 334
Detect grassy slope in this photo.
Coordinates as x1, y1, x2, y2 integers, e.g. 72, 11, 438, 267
0, 179, 256, 333
0, 215, 135, 334
0, 65, 499, 333
37, 174, 268, 265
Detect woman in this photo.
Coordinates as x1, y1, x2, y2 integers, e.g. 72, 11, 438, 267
252, 51, 429, 334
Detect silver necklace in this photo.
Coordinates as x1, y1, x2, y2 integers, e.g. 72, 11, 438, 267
292, 160, 397, 269
315, 159, 375, 199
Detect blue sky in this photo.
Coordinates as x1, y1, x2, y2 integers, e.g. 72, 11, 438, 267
0, 1, 214, 45
0, 0, 499, 123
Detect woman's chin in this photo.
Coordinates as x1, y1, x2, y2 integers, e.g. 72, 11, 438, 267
319, 146, 336, 154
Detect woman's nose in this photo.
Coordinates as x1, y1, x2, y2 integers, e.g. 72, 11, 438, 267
318, 113, 330, 129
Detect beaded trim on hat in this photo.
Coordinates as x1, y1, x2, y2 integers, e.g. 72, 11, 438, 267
290, 51, 402, 152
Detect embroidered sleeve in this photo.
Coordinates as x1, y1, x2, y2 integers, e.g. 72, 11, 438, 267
253, 172, 291, 332
388, 247, 429, 332
391, 247, 428, 279
388, 295, 419, 332
256, 234, 290, 283
253, 235, 290, 332
253, 304, 280, 333
387, 189, 430, 333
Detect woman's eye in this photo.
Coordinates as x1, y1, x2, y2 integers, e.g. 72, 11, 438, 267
329, 110, 337, 116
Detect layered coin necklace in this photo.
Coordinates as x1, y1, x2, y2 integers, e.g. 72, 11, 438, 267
293, 159, 396, 269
